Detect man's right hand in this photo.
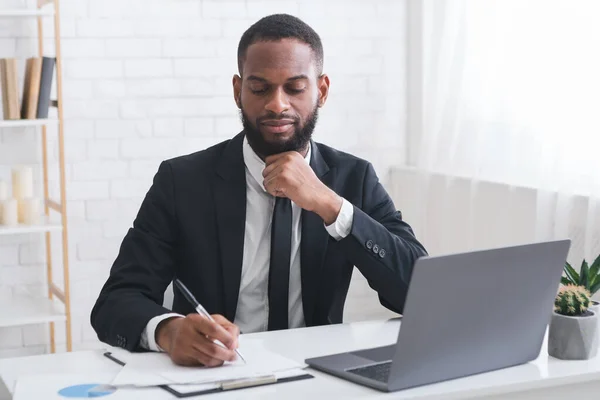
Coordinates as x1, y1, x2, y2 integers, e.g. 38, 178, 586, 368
155, 314, 240, 367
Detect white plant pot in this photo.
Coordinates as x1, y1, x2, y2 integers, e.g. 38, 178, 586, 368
590, 301, 600, 335
548, 310, 599, 360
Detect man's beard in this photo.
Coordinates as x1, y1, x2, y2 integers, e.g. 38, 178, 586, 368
241, 103, 319, 159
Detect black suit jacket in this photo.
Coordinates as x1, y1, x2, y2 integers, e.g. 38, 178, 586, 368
90, 132, 427, 351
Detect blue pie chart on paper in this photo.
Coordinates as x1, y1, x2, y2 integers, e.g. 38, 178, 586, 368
58, 384, 116, 398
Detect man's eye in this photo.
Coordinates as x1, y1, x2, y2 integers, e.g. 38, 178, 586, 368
287, 87, 306, 94
250, 87, 268, 95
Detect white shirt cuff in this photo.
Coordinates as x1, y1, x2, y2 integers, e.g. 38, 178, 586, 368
325, 198, 354, 240
140, 313, 184, 352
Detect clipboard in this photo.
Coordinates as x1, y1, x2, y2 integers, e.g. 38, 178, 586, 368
103, 352, 314, 398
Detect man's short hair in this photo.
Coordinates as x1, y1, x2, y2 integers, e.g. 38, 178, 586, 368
237, 13, 324, 75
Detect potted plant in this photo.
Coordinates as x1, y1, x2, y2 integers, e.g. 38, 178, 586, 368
562, 254, 600, 315
548, 284, 599, 360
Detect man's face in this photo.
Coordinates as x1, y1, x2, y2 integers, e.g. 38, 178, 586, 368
233, 39, 329, 158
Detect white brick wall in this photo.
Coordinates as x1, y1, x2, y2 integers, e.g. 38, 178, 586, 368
0, 0, 407, 356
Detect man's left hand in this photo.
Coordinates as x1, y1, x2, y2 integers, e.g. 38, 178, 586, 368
263, 151, 342, 225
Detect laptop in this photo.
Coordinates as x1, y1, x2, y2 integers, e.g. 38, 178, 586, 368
305, 239, 571, 392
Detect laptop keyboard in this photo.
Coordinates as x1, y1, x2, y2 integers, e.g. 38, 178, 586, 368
346, 361, 392, 382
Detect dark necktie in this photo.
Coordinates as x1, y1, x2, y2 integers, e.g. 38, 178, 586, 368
268, 197, 293, 331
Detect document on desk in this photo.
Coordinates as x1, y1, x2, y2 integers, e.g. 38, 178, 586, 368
111, 341, 305, 387
13, 373, 168, 400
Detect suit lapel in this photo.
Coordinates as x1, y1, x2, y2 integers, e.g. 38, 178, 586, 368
301, 142, 332, 326
214, 132, 246, 322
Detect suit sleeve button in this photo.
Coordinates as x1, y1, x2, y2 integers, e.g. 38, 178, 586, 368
372, 244, 380, 253
366, 240, 373, 249
379, 249, 386, 258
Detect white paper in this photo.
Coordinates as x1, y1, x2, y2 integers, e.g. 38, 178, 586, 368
110, 355, 175, 386
109, 349, 246, 386
111, 341, 304, 386
13, 372, 171, 400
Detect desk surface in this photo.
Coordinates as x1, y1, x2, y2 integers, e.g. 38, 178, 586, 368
1, 318, 600, 399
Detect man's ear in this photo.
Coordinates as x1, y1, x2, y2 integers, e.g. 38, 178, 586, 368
232, 74, 242, 109
317, 74, 330, 108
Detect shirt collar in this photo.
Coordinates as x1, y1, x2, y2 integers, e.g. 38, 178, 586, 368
242, 135, 312, 192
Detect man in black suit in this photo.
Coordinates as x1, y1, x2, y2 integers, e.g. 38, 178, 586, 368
91, 14, 427, 367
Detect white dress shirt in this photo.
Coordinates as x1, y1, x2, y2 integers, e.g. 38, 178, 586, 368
140, 137, 354, 351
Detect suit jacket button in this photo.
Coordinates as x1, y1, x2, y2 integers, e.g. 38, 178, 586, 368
372, 244, 380, 253
379, 249, 386, 258
366, 240, 373, 249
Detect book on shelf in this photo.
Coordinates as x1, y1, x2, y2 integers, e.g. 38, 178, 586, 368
36, 56, 55, 119
0, 56, 56, 121
21, 57, 42, 119
1, 58, 20, 120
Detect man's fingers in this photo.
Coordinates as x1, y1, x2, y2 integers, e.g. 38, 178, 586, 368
224, 323, 240, 338
263, 166, 285, 189
211, 314, 240, 348
169, 335, 232, 367
211, 315, 240, 336
188, 314, 235, 349
262, 161, 284, 179
263, 174, 280, 195
222, 326, 240, 349
264, 178, 288, 198
170, 352, 201, 366
170, 342, 209, 367
188, 344, 225, 367
264, 168, 294, 196
194, 336, 236, 364
210, 314, 230, 325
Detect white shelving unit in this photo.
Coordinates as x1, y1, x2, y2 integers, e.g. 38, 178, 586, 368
0, 9, 54, 18
0, 0, 72, 353
0, 295, 66, 327
0, 118, 58, 128
0, 217, 62, 236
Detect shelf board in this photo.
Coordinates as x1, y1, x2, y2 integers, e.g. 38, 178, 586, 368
0, 294, 65, 327
0, 118, 58, 128
0, 218, 62, 236
0, 9, 54, 18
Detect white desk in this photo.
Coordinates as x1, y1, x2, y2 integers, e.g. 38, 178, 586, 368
1, 318, 600, 399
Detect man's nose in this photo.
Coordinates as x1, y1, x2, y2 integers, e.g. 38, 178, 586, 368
264, 88, 290, 115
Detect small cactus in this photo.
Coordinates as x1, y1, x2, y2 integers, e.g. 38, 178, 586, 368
554, 285, 592, 316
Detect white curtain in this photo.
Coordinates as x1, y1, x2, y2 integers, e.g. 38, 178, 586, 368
409, 0, 600, 266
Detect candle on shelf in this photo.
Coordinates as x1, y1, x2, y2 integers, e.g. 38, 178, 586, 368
0, 198, 18, 226
21, 197, 41, 225
0, 181, 7, 221
0, 180, 8, 201
17, 199, 24, 223
12, 166, 34, 200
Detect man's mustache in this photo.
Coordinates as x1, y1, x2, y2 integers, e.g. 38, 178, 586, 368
257, 113, 299, 122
